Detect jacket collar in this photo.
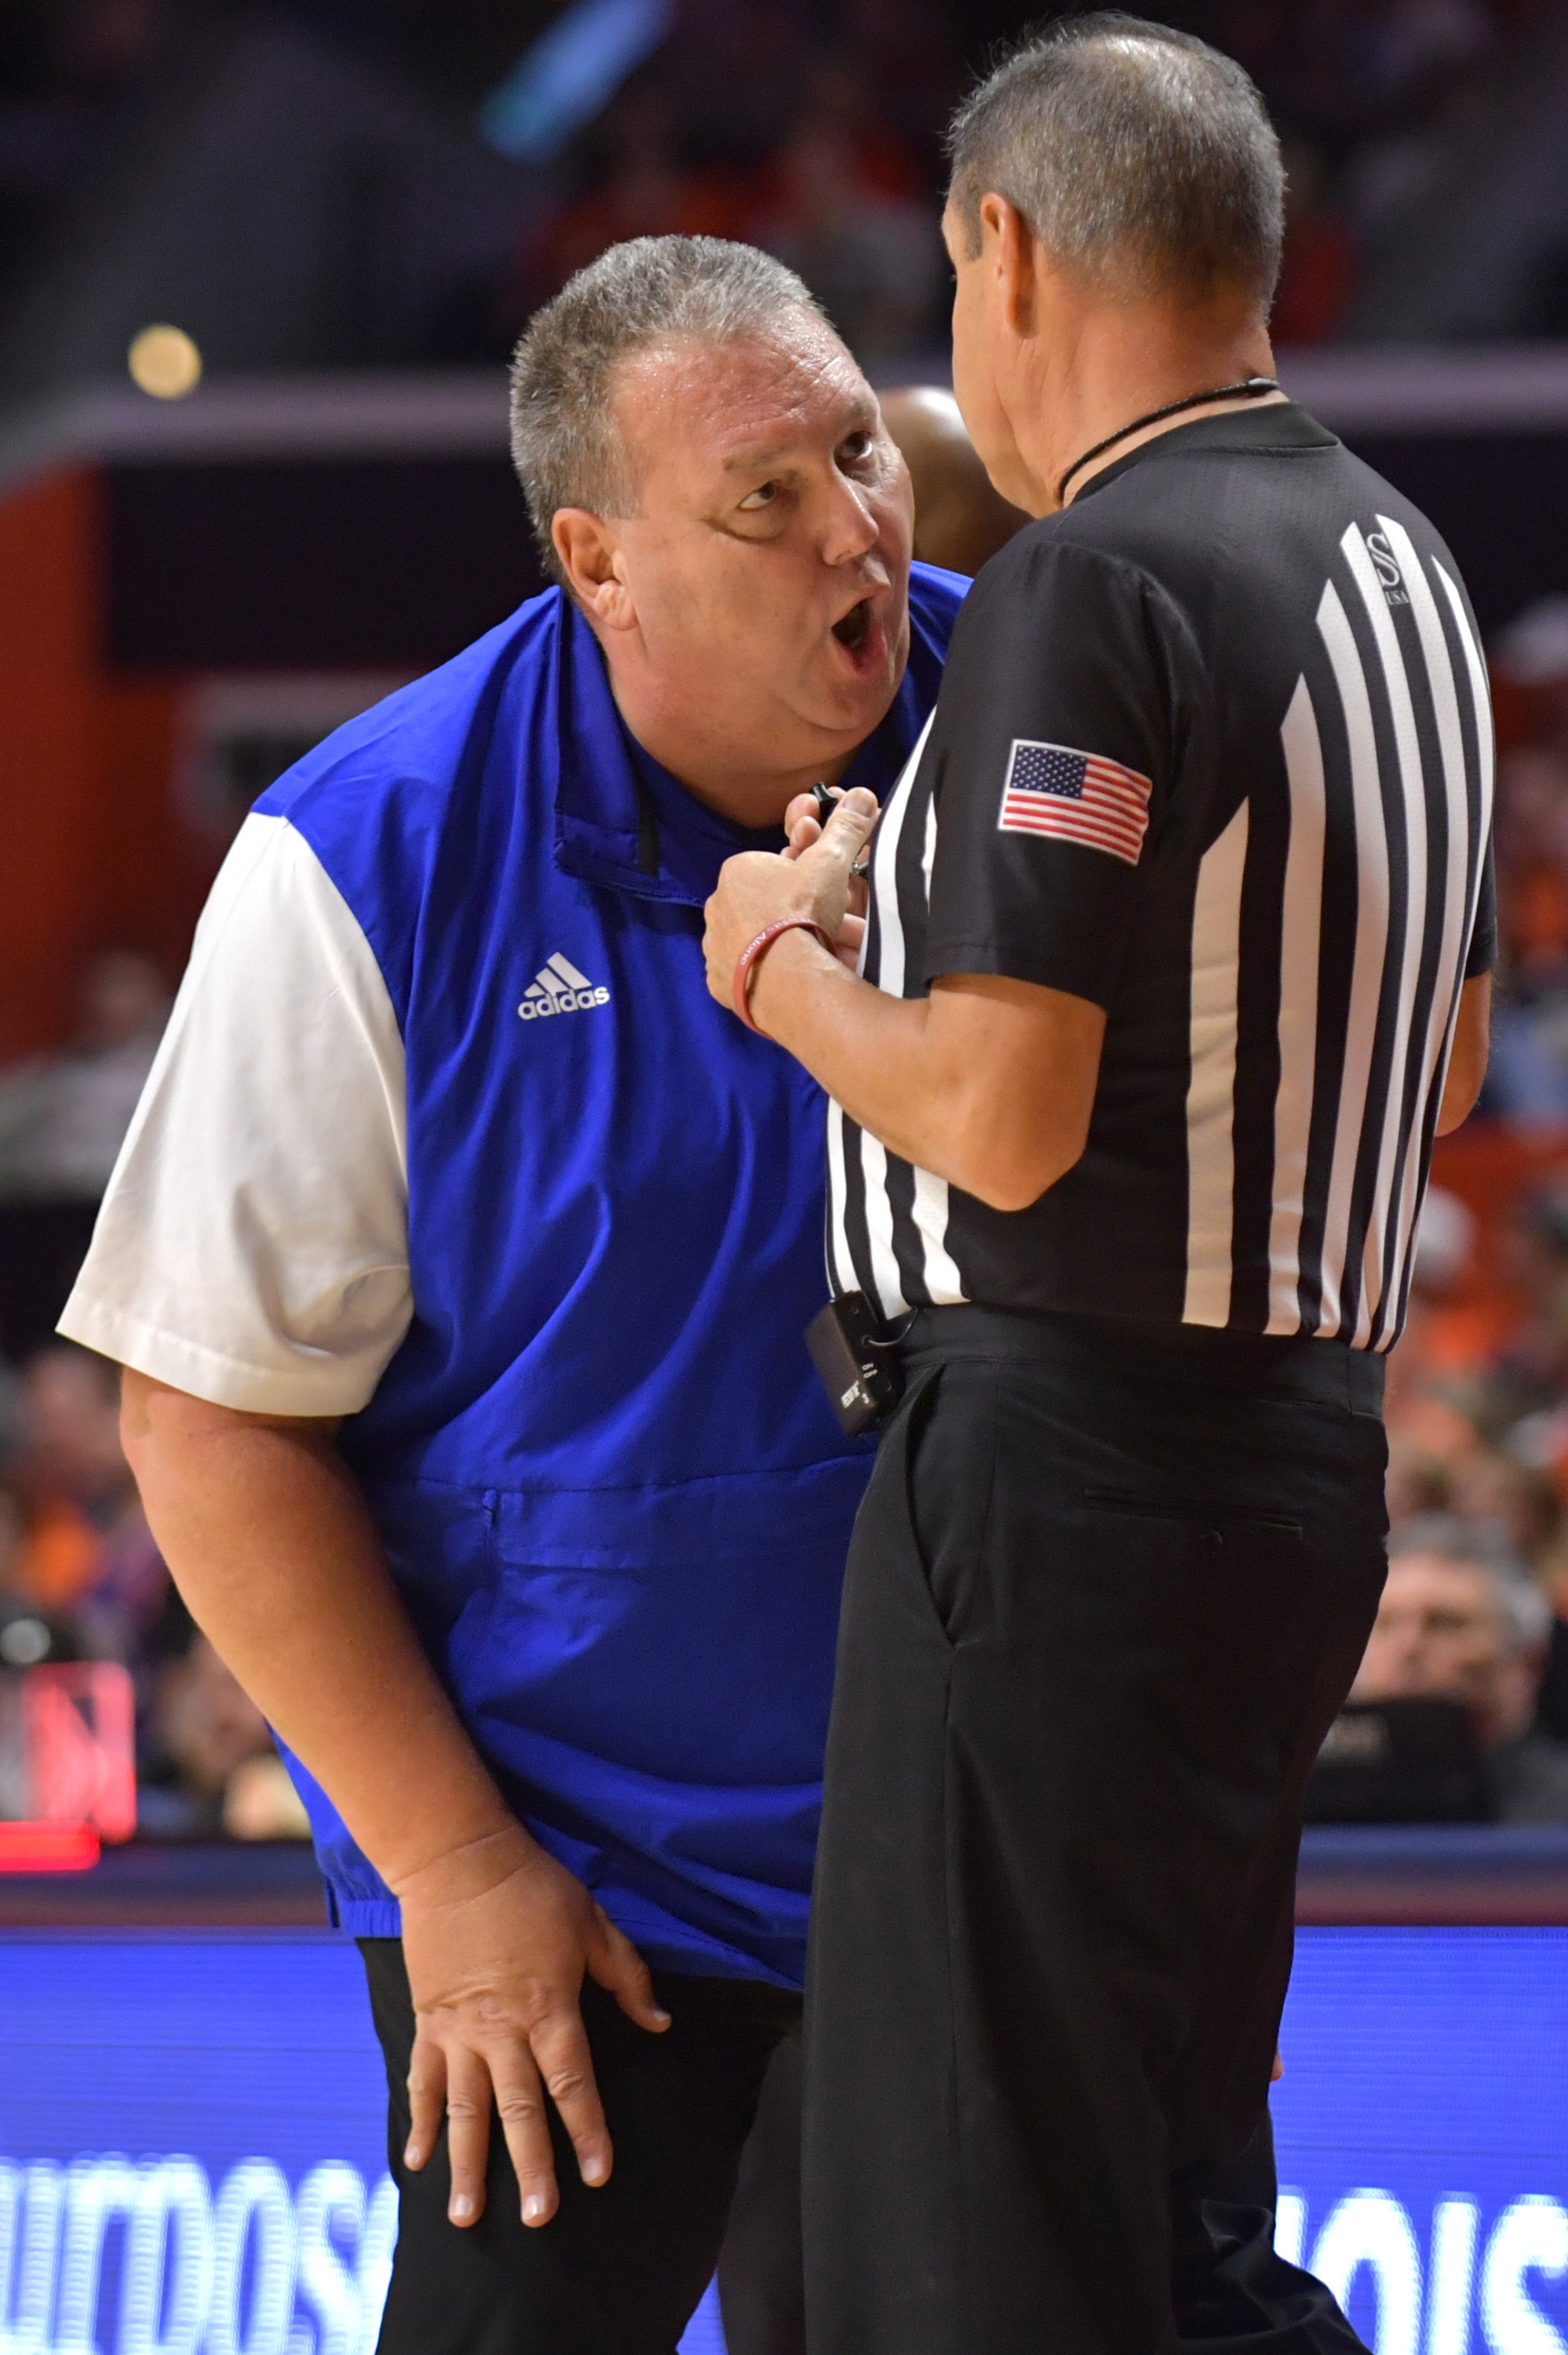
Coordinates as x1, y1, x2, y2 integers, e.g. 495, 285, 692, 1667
551, 593, 939, 910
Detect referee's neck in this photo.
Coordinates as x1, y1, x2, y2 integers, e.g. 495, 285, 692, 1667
1005, 265, 1279, 515
1062, 381, 1287, 508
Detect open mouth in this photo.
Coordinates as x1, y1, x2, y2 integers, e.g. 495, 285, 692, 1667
832, 597, 873, 654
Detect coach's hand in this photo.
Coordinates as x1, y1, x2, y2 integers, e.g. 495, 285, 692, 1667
704, 785, 879, 1007
397, 1824, 669, 2229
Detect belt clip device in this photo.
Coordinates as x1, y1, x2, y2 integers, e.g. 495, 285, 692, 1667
806, 1292, 905, 1437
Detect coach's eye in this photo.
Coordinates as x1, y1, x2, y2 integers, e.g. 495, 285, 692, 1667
738, 480, 780, 511
840, 431, 873, 465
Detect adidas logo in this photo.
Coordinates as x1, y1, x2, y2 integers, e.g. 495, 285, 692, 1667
518, 952, 611, 1022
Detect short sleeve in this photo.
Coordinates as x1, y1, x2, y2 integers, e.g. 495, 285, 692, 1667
1465, 835, 1497, 977
923, 537, 1198, 1008
58, 814, 412, 1415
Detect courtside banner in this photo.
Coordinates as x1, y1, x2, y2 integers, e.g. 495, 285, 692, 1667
0, 1926, 1561, 2353
0, 1932, 728, 2355
1273, 1928, 1568, 2353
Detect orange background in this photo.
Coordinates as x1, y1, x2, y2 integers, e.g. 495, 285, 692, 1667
0, 469, 216, 1064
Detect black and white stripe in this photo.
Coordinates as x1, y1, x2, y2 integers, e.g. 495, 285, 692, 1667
830, 515, 1493, 1350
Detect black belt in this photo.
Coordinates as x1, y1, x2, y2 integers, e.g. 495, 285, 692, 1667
900, 1302, 1385, 1416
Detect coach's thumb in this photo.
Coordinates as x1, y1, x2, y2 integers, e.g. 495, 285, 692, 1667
587, 1903, 671, 2034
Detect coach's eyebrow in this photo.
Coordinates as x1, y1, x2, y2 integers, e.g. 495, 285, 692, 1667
721, 439, 802, 473
720, 403, 878, 473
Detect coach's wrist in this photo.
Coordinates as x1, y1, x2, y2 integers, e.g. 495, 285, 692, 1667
386, 1817, 541, 1912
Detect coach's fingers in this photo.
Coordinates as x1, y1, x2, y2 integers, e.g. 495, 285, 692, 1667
488, 2038, 561, 2226
832, 912, 866, 972
530, 2006, 613, 2198
586, 1902, 671, 2033
404, 2028, 447, 2174
443, 2044, 494, 2226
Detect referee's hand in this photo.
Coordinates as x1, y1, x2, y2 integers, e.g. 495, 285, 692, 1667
398, 1824, 670, 2230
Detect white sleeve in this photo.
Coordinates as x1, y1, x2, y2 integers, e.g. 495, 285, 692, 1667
59, 813, 412, 1415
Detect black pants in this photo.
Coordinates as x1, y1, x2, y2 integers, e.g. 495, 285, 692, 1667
360, 1939, 800, 2355
717, 2029, 808, 2355
803, 1305, 1390, 2355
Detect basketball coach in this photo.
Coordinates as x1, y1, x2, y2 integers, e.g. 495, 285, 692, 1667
60, 238, 967, 2354
702, 18, 1496, 2353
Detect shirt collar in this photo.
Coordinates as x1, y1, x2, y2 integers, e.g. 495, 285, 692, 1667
1071, 400, 1338, 505
552, 594, 934, 909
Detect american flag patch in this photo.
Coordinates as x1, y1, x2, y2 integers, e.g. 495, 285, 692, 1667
997, 740, 1152, 866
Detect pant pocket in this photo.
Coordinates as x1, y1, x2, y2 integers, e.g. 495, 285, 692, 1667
903, 1360, 998, 1645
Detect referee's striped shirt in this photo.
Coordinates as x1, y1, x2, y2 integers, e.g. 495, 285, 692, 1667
831, 403, 1496, 1353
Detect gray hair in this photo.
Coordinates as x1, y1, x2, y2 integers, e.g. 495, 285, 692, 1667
946, 13, 1285, 308
510, 236, 832, 589
1387, 1515, 1555, 1652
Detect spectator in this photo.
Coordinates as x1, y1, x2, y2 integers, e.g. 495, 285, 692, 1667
7, 1342, 168, 1665
0, 951, 170, 1361
1537, 1521, 1568, 1742
0, 1485, 76, 1674
1446, 1448, 1563, 1562
750, 61, 943, 363
1476, 1180, 1568, 1440
1382, 1183, 1493, 1462
1473, 597, 1568, 1123
1271, 137, 1356, 343
0, 0, 173, 295
1351, 1514, 1568, 1820
502, 85, 751, 326
138, 1632, 309, 1842
0, 948, 168, 1203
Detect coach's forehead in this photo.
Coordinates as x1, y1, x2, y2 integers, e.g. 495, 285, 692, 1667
612, 323, 870, 485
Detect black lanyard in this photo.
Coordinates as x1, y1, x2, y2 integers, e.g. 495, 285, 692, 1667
1057, 376, 1281, 507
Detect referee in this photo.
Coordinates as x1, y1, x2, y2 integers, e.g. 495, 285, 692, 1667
702, 19, 1495, 2354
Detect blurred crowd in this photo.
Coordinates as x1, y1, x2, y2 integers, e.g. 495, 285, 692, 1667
0, 950, 308, 1842
1333, 1178, 1568, 1822
0, 0, 1560, 383
497, 6, 960, 365
1285, 567, 1568, 1819
1195, 0, 1546, 343
496, 0, 1558, 359
1476, 601, 1568, 1127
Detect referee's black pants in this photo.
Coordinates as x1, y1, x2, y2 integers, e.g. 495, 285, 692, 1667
802, 1305, 1389, 2355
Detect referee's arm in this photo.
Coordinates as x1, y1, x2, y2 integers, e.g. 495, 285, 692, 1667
703, 790, 1106, 1211
1437, 974, 1491, 1134
703, 794, 1492, 1201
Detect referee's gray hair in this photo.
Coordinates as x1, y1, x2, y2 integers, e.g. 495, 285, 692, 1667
946, 13, 1285, 308
510, 236, 832, 590
1387, 1515, 1555, 1652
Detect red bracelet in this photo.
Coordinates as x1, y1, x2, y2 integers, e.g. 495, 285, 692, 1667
732, 917, 835, 1035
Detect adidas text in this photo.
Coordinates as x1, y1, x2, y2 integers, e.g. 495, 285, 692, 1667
519, 952, 611, 1021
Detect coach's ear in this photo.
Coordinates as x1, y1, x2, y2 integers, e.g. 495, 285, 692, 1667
552, 510, 636, 633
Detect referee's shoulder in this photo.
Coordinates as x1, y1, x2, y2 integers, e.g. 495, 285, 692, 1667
955, 509, 1180, 622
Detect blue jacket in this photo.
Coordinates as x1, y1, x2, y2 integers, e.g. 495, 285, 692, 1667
260, 568, 967, 1983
